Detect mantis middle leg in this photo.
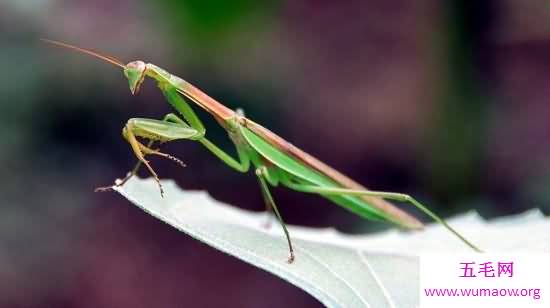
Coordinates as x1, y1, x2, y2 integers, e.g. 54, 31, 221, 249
255, 166, 295, 263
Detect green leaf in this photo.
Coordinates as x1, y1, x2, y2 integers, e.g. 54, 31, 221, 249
114, 177, 549, 308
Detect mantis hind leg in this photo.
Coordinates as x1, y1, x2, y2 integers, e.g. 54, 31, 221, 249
255, 166, 295, 263
281, 178, 482, 252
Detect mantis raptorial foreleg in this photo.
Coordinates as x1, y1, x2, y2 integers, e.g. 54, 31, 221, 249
159, 83, 205, 134
96, 113, 190, 193
122, 119, 198, 196
280, 179, 482, 252
97, 116, 199, 195
98, 84, 250, 193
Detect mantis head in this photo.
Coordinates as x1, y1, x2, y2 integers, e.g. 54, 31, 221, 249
41, 39, 148, 94
124, 61, 147, 95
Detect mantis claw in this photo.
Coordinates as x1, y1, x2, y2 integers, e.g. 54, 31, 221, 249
287, 251, 295, 264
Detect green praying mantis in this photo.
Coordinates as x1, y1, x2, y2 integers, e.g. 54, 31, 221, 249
43, 39, 482, 263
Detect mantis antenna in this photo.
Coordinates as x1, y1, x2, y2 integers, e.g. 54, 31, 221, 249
41, 38, 126, 69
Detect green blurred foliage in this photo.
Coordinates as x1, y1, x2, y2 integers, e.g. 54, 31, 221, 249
159, 0, 277, 47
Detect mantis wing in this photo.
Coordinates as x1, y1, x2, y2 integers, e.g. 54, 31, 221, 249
239, 124, 423, 229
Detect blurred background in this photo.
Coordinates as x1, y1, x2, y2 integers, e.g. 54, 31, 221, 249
1, 0, 550, 307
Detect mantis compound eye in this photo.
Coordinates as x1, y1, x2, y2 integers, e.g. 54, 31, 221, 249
124, 61, 147, 95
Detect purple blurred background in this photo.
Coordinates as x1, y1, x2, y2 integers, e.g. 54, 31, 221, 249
1, 0, 550, 307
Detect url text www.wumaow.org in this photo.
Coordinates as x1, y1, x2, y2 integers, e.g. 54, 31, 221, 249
420, 254, 547, 307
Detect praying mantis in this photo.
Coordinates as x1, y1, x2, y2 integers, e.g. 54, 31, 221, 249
43, 39, 481, 263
